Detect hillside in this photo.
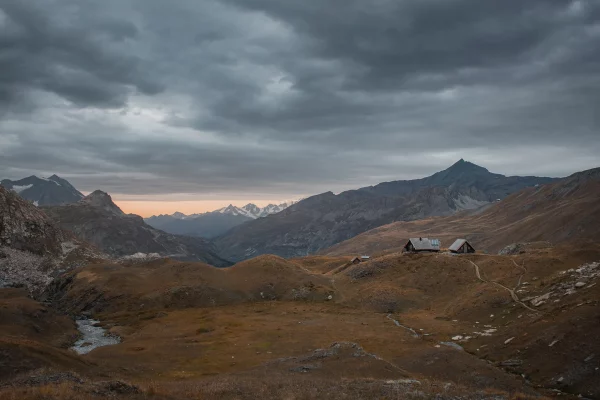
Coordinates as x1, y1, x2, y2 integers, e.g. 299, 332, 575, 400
324, 167, 600, 256
145, 212, 252, 238
215, 160, 556, 261
0, 175, 83, 206
48, 255, 333, 314
5, 242, 597, 398
43, 191, 231, 267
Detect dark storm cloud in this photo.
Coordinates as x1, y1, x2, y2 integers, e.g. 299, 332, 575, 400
0, 0, 599, 199
0, 0, 161, 111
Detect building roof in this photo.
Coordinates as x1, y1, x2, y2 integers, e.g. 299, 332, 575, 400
361, 256, 370, 259
449, 239, 469, 251
406, 237, 440, 251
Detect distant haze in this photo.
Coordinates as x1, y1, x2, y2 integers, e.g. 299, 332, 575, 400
1, 0, 598, 215
117, 198, 297, 218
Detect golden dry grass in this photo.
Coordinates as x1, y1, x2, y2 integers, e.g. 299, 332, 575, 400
3, 245, 599, 398
324, 175, 600, 257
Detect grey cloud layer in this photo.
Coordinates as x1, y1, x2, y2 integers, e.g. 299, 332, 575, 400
0, 0, 599, 198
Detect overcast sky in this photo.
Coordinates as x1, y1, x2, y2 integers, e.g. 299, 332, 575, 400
1, 0, 599, 215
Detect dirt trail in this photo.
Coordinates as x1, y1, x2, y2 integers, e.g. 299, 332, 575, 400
468, 259, 539, 313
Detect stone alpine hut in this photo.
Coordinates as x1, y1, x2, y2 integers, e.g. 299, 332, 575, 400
449, 239, 475, 254
403, 238, 441, 253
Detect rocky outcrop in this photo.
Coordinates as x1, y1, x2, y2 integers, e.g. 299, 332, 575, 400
0, 185, 65, 256
0, 186, 103, 294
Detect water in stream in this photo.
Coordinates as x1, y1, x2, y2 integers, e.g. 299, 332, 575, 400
71, 319, 121, 355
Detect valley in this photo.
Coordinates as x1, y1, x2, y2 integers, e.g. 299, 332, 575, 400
1, 161, 599, 399
2, 245, 600, 399
3, 2, 599, 398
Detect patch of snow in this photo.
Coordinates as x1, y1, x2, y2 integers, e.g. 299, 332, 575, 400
453, 195, 490, 211
33, 201, 39, 207
11, 184, 33, 193
119, 252, 161, 261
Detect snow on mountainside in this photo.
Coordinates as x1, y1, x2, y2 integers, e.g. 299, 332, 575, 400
145, 202, 297, 239
151, 201, 296, 221
216, 202, 295, 219
0, 175, 84, 206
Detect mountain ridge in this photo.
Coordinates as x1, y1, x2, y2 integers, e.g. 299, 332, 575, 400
43, 190, 231, 267
324, 166, 600, 256
0, 175, 84, 206
214, 160, 558, 261
144, 201, 296, 238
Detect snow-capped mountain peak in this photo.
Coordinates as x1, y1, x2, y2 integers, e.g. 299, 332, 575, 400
149, 201, 297, 221
172, 212, 187, 220
215, 202, 294, 219
0, 175, 84, 206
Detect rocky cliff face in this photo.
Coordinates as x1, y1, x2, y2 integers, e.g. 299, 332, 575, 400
44, 191, 232, 267
0, 186, 102, 294
0, 185, 65, 256
215, 160, 557, 261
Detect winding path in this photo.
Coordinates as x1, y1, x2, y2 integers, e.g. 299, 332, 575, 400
468, 259, 539, 313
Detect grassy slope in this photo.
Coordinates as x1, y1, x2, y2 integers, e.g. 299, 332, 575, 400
3, 244, 600, 398
323, 168, 600, 257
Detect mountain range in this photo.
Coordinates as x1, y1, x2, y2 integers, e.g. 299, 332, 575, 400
42, 191, 231, 267
324, 166, 600, 256
214, 159, 558, 261
0, 175, 83, 206
144, 202, 295, 238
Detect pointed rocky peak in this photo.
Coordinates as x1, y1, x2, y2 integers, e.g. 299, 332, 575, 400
446, 159, 490, 174
424, 159, 499, 186
81, 190, 124, 215
172, 212, 186, 219
242, 203, 260, 214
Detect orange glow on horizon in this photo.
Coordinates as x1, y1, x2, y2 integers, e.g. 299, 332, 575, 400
115, 200, 292, 218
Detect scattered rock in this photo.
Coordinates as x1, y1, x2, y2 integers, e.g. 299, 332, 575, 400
92, 381, 140, 396
549, 340, 559, 347
531, 293, 552, 307
504, 337, 515, 344
440, 342, 464, 351
584, 354, 595, 362
575, 282, 586, 288
289, 364, 319, 373
498, 359, 523, 367
0, 372, 84, 388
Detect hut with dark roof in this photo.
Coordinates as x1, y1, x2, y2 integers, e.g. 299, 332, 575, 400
350, 256, 371, 264
449, 239, 475, 254
403, 237, 441, 253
